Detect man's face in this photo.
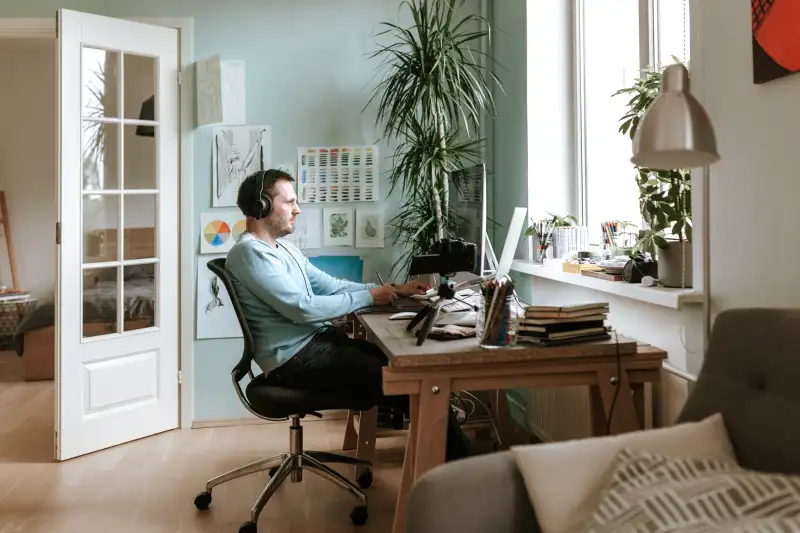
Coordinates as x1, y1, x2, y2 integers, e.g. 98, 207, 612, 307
266, 179, 301, 237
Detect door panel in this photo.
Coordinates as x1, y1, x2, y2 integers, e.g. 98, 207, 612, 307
57, 9, 179, 460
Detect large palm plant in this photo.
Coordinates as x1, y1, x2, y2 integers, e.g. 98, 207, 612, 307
365, 0, 502, 276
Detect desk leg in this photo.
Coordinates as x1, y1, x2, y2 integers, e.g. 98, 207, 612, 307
594, 365, 640, 435
412, 378, 451, 479
355, 406, 378, 479
392, 395, 419, 533
342, 410, 358, 451
343, 319, 370, 451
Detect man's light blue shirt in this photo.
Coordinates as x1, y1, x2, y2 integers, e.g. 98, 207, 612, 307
225, 233, 377, 374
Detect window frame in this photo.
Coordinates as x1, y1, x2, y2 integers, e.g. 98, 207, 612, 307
572, 0, 680, 230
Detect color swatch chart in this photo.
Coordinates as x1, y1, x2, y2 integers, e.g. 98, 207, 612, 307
297, 145, 379, 204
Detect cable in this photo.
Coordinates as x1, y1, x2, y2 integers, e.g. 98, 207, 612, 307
605, 328, 622, 435
459, 389, 502, 448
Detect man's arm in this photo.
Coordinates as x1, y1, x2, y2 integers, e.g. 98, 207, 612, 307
232, 246, 374, 324
305, 259, 378, 296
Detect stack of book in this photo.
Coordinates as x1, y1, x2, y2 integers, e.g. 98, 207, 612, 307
0, 289, 30, 303
518, 302, 610, 346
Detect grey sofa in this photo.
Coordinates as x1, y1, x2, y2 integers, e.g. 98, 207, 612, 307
405, 308, 800, 533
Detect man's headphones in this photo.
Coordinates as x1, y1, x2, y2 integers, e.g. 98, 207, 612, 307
248, 170, 272, 220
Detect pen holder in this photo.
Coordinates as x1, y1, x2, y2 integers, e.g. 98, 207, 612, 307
476, 294, 521, 349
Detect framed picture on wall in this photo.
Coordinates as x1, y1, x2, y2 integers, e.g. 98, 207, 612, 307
752, 0, 800, 84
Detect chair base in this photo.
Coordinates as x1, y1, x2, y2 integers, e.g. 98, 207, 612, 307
194, 415, 372, 529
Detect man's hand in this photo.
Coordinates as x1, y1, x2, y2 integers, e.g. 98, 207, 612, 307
394, 280, 430, 298
370, 284, 398, 306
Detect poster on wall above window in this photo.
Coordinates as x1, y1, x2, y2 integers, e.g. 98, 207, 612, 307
752, 0, 800, 84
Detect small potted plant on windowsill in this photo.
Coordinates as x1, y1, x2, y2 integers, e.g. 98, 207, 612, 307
614, 58, 693, 288
632, 168, 692, 287
524, 212, 578, 263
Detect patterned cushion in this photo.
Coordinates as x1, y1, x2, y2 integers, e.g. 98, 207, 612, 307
583, 448, 800, 533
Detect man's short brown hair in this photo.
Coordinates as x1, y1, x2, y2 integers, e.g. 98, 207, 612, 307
236, 169, 295, 217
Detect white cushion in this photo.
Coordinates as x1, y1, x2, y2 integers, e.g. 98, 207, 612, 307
583, 448, 800, 533
510, 413, 737, 533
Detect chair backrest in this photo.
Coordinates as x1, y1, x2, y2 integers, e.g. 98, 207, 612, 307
206, 258, 254, 381
677, 307, 800, 475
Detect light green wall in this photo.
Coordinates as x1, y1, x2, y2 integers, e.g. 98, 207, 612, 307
2, 0, 493, 421
489, 0, 527, 253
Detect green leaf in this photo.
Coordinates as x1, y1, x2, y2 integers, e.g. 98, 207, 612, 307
653, 235, 669, 249
661, 204, 678, 219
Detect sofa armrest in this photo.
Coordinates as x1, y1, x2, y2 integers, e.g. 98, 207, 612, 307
405, 451, 540, 533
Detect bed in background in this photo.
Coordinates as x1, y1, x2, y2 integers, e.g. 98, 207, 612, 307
14, 228, 156, 380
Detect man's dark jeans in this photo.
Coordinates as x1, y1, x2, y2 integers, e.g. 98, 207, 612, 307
264, 327, 475, 462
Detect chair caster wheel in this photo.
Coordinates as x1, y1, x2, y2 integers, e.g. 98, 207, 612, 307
239, 521, 257, 533
269, 466, 278, 477
357, 469, 373, 489
193, 491, 211, 510
350, 505, 368, 526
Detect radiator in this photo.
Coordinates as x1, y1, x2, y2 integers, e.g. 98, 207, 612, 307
525, 387, 592, 442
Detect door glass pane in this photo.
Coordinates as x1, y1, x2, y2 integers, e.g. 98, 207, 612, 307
123, 263, 156, 332
82, 122, 120, 191
83, 266, 119, 338
83, 195, 119, 263
123, 195, 157, 260
123, 125, 156, 189
82, 47, 119, 119
123, 53, 156, 121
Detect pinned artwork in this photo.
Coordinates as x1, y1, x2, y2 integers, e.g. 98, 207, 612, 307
200, 210, 246, 254
196, 254, 241, 339
323, 207, 354, 247
752, 0, 800, 84
283, 207, 322, 249
212, 125, 272, 207
355, 207, 385, 248
196, 56, 246, 126
297, 145, 379, 204
276, 162, 296, 179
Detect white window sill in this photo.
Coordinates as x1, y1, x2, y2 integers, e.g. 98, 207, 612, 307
510, 260, 704, 310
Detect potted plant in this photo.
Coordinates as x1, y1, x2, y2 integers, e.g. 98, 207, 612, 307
365, 0, 503, 277
610, 219, 638, 257
613, 59, 693, 288
524, 212, 578, 263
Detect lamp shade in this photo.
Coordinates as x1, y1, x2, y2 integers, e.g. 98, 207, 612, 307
631, 64, 719, 169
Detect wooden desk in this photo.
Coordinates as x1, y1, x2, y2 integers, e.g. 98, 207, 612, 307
356, 313, 667, 533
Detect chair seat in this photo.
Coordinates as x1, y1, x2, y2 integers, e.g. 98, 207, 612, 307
245, 374, 375, 419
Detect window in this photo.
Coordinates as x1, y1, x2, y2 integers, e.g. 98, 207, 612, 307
656, 0, 690, 67
575, 0, 690, 247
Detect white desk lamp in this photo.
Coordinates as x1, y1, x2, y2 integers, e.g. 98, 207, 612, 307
630, 63, 720, 344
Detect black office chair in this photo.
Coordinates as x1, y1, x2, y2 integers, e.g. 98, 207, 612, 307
194, 258, 375, 533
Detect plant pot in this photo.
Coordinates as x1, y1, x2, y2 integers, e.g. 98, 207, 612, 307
657, 241, 693, 288
529, 236, 546, 264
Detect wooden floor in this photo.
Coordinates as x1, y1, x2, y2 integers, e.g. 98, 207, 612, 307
0, 352, 404, 532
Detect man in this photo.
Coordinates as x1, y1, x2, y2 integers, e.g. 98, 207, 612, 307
226, 169, 474, 461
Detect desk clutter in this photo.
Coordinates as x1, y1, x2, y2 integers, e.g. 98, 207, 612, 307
518, 302, 611, 346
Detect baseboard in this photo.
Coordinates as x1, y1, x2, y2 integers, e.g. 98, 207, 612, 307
191, 409, 350, 429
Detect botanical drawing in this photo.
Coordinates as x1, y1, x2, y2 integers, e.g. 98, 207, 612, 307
329, 213, 349, 238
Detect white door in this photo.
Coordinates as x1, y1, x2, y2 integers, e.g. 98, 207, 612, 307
57, 9, 179, 460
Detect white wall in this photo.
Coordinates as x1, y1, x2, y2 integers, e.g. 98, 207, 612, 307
0, 39, 56, 300
693, 0, 800, 329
